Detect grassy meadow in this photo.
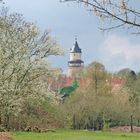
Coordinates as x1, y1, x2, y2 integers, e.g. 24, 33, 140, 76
13, 130, 140, 140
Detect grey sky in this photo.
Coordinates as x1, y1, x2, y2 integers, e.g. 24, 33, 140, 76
5, 0, 140, 73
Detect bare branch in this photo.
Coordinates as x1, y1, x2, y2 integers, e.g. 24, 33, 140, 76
61, 0, 140, 34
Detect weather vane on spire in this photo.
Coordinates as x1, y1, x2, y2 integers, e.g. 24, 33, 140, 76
75, 35, 77, 41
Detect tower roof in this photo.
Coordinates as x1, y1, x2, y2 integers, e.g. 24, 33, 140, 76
70, 39, 82, 53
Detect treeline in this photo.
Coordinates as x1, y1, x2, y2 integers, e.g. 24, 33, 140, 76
61, 62, 140, 132
0, 8, 140, 133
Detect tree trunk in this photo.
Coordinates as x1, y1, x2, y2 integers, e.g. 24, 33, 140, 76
130, 115, 133, 133
73, 114, 76, 129
138, 119, 140, 127
0, 112, 2, 125
4, 115, 10, 130
94, 68, 98, 95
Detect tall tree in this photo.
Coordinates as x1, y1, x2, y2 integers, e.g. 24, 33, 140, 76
0, 8, 63, 129
86, 61, 109, 95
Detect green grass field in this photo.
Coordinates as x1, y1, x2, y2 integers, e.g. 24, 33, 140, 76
13, 130, 140, 140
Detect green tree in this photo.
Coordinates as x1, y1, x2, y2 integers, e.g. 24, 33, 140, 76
86, 61, 110, 95
125, 71, 140, 132
62, 62, 113, 130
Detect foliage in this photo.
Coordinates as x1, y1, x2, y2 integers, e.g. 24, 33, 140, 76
8, 100, 64, 130
61, 62, 110, 129
0, 8, 63, 129
61, 62, 140, 131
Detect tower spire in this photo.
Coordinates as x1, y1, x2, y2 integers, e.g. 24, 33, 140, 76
70, 37, 81, 53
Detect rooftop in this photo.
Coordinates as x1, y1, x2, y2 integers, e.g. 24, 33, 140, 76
70, 39, 82, 53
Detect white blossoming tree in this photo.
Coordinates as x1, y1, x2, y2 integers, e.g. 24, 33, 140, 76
0, 8, 63, 129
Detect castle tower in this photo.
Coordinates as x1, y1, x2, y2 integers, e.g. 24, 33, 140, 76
67, 38, 84, 78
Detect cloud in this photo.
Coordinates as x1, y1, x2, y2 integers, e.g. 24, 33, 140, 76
99, 34, 140, 72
